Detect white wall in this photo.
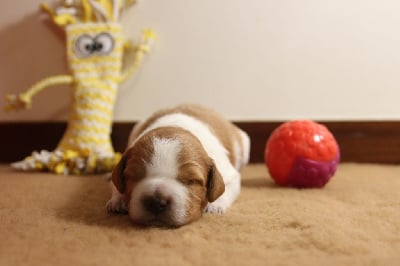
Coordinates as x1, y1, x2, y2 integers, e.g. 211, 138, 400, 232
1, 0, 400, 122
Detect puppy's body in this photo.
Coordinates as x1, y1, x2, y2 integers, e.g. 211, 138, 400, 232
107, 104, 250, 226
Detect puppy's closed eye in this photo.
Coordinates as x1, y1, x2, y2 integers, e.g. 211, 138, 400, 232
177, 166, 205, 187
181, 178, 203, 186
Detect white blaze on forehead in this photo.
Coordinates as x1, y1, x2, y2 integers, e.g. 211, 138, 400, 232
146, 137, 181, 178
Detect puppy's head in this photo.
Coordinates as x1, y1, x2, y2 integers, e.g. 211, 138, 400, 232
111, 128, 225, 227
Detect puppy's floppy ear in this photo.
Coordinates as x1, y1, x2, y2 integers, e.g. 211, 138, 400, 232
111, 156, 127, 194
206, 162, 225, 202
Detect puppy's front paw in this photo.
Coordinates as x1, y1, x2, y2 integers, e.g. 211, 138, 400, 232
204, 202, 228, 214
106, 197, 127, 213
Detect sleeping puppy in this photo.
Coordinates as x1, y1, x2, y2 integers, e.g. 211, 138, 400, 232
106, 104, 250, 227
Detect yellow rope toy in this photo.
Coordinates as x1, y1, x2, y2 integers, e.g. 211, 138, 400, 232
5, 0, 156, 175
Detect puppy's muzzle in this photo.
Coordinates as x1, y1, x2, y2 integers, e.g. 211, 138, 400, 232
129, 178, 189, 226
143, 195, 170, 215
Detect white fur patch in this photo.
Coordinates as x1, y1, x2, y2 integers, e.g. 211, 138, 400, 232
233, 140, 242, 170
146, 137, 181, 178
238, 129, 251, 168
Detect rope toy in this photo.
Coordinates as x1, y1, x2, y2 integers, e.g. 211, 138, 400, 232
5, 0, 156, 175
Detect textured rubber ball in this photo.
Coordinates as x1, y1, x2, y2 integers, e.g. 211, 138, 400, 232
265, 120, 340, 188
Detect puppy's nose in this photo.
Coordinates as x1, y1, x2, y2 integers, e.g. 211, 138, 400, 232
143, 196, 169, 214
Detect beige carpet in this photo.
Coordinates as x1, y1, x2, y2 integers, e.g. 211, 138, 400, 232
1, 163, 399, 266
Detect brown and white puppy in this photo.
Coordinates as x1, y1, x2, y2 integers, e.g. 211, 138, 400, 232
106, 104, 250, 227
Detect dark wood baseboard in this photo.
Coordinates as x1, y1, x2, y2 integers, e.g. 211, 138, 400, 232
2, 121, 400, 164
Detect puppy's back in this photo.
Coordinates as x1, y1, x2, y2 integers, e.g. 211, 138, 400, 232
128, 104, 249, 169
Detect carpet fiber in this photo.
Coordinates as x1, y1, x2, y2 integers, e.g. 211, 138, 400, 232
1, 163, 399, 266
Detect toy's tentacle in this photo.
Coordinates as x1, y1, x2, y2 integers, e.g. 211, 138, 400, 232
5, 75, 74, 111
41, 3, 77, 27
113, 0, 121, 21
81, 0, 93, 22
41, 0, 137, 25
120, 29, 156, 83
88, 0, 110, 22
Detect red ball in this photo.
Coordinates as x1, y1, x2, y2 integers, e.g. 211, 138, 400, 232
265, 120, 340, 188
